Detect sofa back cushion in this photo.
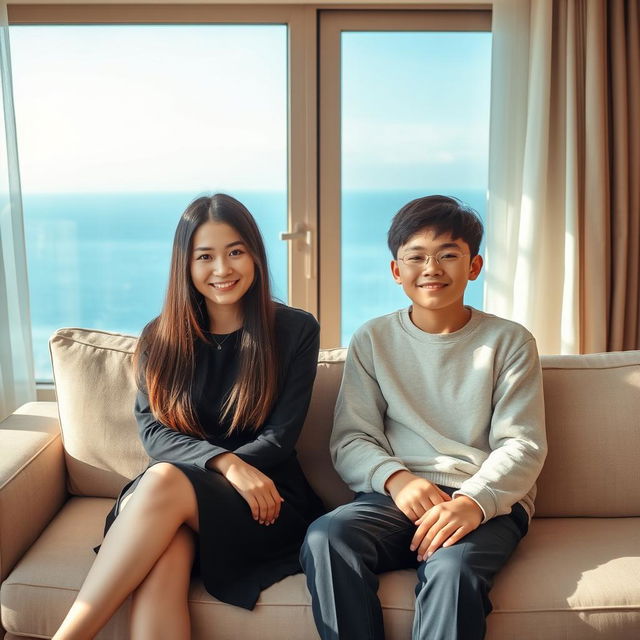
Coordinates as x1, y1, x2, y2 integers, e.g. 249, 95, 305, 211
50, 328, 148, 498
50, 328, 640, 516
296, 349, 354, 509
534, 351, 640, 517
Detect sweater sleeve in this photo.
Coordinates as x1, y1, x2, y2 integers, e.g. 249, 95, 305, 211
453, 338, 548, 522
135, 386, 230, 470
330, 330, 409, 494
231, 315, 320, 471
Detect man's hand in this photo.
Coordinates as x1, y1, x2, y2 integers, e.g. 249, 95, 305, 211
384, 470, 451, 522
410, 495, 483, 560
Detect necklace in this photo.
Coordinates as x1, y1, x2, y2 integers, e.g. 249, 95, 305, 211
210, 332, 234, 351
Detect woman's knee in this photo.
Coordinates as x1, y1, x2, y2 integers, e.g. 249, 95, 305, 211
133, 463, 197, 519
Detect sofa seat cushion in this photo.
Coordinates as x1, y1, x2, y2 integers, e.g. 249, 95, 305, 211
0, 497, 320, 639
487, 517, 640, 638
377, 517, 640, 639
2, 498, 639, 639
0, 498, 130, 639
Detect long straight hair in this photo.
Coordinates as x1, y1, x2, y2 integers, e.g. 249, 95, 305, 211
133, 194, 278, 437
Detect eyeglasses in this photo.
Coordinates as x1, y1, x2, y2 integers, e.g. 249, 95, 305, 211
398, 250, 469, 268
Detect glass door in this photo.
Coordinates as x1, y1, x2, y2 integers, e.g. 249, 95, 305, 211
319, 10, 492, 347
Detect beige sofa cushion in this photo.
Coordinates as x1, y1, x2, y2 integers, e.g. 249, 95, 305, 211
0, 402, 65, 582
49, 329, 148, 498
535, 351, 640, 517
2, 497, 638, 639
297, 348, 354, 510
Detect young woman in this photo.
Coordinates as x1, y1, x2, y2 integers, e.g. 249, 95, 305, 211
54, 194, 324, 639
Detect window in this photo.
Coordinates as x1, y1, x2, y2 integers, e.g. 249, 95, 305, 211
5, 6, 491, 380
10, 21, 289, 379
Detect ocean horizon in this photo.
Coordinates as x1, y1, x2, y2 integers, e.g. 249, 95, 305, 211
24, 189, 486, 379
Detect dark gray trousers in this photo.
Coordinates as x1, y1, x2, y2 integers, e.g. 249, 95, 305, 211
300, 488, 528, 640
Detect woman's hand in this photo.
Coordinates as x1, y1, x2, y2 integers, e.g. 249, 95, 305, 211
208, 453, 283, 525
384, 470, 451, 522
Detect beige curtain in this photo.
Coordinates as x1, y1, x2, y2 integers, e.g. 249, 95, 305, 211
486, 0, 640, 354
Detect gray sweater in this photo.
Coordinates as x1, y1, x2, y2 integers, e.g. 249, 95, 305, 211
331, 307, 547, 522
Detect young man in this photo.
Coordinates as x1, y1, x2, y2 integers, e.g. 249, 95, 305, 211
300, 195, 547, 640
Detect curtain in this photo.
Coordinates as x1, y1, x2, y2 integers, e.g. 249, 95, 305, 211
486, 0, 640, 354
0, 2, 35, 419
608, 0, 640, 351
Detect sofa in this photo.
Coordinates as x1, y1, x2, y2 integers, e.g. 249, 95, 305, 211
1, 327, 639, 639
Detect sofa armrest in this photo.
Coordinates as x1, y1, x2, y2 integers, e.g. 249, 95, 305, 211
0, 402, 67, 581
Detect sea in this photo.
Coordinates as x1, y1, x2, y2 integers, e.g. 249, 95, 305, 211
23, 189, 486, 380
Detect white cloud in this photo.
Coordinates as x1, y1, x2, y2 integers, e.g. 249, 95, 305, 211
10, 25, 287, 193
342, 119, 489, 190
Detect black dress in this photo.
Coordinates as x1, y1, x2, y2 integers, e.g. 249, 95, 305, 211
101, 305, 325, 610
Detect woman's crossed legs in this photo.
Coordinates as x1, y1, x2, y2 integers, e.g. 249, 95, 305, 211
53, 463, 198, 640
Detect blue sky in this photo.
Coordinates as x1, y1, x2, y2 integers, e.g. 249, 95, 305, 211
342, 31, 491, 191
9, 25, 491, 194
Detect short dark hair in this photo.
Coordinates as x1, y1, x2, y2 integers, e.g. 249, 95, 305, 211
387, 195, 484, 258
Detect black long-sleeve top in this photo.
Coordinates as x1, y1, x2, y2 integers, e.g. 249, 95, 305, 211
134, 305, 320, 473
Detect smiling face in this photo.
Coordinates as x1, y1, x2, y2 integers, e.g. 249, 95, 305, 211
391, 227, 483, 332
190, 220, 256, 325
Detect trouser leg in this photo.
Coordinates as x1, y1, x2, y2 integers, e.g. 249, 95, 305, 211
412, 503, 528, 640
300, 492, 416, 640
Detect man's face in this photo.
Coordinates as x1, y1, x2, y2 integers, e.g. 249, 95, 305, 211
390, 227, 482, 317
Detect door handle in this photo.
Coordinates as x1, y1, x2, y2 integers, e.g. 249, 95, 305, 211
280, 223, 314, 279
280, 228, 312, 244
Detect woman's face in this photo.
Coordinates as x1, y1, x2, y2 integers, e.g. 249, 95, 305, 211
190, 220, 256, 320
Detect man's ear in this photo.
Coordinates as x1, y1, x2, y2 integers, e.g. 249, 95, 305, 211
390, 259, 402, 284
468, 254, 483, 281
